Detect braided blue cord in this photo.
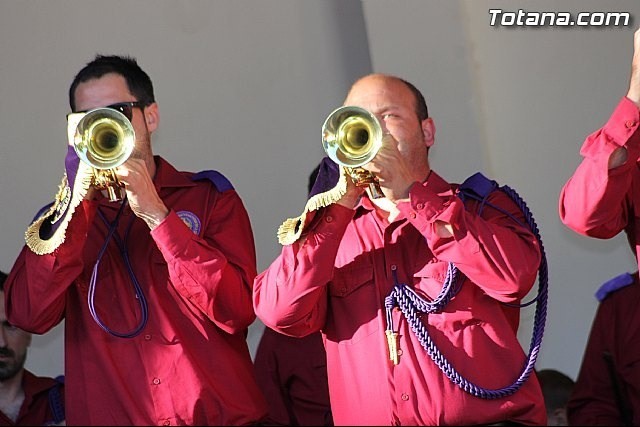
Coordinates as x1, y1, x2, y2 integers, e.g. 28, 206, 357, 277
385, 184, 548, 399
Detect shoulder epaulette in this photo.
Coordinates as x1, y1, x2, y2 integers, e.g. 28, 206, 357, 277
595, 272, 634, 302
192, 170, 234, 192
458, 172, 498, 202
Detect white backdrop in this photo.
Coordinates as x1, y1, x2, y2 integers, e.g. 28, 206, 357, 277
1, 0, 639, 383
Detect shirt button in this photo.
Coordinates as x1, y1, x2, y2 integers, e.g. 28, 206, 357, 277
626, 119, 637, 128
397, 349, 403, 356
401, 393, 409, 401
416, 203, 424, 209
409, 212, 417, 219
153, 378, 161, 385
325, 215, 333, 223
144, 334, 152, 341
390, 264, 397, 271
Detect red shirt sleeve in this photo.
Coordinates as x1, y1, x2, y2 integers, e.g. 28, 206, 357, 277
559, 97, 640, 239
151, 188, 258, 334
397, 180, 541, 302
5, 200, 97, 333
254, 204, 354, 336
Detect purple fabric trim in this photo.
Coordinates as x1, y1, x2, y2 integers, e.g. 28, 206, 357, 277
192, 170, 234, 192
309, 157, 340, 198
595, 272, 634, 302
38, 146, 81, 239
65, 145, 80, 189
458, 172, 498, 201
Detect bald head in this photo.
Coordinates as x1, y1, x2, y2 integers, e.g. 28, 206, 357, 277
346, 74, 428, 121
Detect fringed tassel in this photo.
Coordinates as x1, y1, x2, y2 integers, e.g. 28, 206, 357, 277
25, 163, 93, 255
277, 168, 348, 245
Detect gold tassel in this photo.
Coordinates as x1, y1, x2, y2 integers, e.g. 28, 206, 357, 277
25, 163, 93, 255
277, 167, 349, 245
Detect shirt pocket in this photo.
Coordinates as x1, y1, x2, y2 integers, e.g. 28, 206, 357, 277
325, 263, 379, 345
412, 261, 448, 295
412, 261, 479, 330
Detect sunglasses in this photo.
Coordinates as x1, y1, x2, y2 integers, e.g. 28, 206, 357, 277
75, 101, 145, 122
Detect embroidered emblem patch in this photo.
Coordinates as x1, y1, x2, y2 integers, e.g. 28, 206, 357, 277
177, 211, 201, 235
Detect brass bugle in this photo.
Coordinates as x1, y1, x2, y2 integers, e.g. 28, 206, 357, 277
72, 107, 135, 202
321, 105, 384, 199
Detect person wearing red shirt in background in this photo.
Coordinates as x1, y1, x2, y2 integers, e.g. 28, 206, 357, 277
4, 55, 267, 425
253, 164, 333, 426
566, 271, 640, 426
254, 329, 333, 426
253, 73, 546, 426
559, 27, 640, 426
0, 271, 65, 426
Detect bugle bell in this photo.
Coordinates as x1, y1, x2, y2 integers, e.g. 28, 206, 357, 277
321, 105, 384, 199
71, 107, 135, 202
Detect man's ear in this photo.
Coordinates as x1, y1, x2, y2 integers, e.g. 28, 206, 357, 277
144, 103, 159, 132
422, 117, 435, 148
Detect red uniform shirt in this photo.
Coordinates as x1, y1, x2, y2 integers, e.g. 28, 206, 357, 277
253, 328, 333, 426
254, 170, 546, 425
559, 97, 640, 425
0, 371, 64, 426
559, 97, 640, 261
5, 157, 268, 426
567, 272, 640, 425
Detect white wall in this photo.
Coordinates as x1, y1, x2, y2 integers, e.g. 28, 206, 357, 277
1, 0, 639, 384
363, 0, 640, 380
0, 0, 371, 378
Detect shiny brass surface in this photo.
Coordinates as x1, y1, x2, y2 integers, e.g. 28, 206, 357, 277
73, 108, 135, 201
322, 105, 384, 199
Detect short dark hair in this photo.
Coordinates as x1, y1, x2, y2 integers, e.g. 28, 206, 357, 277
398, 77, 429, 121
68, 54, 155, 112
537, 369, 575, 413
353, 74, 429, 121
0, 271, 7, 292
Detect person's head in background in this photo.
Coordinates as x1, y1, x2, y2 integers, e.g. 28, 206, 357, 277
0, 271, 32, 383
537, 369, 575, 426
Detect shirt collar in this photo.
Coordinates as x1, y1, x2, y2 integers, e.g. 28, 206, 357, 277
21, 370, 59, 400
152, 156, 198, 190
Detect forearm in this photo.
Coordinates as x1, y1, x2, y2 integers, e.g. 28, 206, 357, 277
400, 183, 540, 301
254, 204, 353, 336
560, 97, 640, 237
153, 210, 258, 333
6, 198, 99, 332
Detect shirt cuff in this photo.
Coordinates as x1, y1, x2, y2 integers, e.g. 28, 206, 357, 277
309, 203, 355, 240
150, 210, 193, 259
397, 181, 449, 224
582, 97, 640, 159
